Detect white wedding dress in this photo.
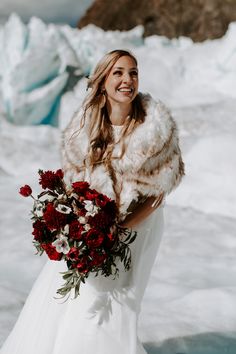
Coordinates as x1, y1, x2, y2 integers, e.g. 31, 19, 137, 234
0, 208, 164, 354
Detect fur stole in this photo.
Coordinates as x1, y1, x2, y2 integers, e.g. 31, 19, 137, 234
61, 93, 185, 218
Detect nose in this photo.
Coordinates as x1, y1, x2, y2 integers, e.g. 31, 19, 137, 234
122, 72, 132, 84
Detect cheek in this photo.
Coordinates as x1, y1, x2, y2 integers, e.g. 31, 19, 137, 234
105, 78, 119, 91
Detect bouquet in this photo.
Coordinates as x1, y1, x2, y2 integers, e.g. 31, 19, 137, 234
19, 169, 137, 300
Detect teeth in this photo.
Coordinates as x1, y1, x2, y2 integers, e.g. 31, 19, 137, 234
118, 88, 132, 92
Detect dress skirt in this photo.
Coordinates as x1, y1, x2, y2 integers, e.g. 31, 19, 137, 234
0, 208, 164, 354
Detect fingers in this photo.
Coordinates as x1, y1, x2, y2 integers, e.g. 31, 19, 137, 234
151, 193, 165, 209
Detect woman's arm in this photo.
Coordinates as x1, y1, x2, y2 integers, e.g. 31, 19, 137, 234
119, 193, 164, 229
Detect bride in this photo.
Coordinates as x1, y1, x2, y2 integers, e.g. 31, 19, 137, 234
0, 49, 184, 354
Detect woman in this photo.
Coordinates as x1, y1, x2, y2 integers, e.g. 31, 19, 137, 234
0, 49, 184, 354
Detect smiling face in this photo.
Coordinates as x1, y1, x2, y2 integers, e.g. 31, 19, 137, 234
103, 55, 139, 108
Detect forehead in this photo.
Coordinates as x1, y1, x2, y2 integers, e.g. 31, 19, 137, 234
112, 55, 137, 69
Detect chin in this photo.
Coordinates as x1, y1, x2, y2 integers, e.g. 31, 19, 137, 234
118, 94, 137, 103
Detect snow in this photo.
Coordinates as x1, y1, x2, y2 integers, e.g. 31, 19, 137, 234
0, 15, 236, 354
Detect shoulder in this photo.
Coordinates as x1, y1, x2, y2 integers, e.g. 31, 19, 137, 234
140, 92, 175, 135
128, 93, 176, 156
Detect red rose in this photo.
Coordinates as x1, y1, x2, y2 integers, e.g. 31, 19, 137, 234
69, 220, 84, 240
85, 229, 105, 249
104, 232, 117, 249
90, 250, 107, 267
72, 181, 89, 194
88, 210, 113, 230
55, 169, 64, 179
95, 193, 111, 208
67, 247, 79, 260
19, 185, 32, 197
39, 170, 63, 190
32, 220, 51, 242
76, 255, 90, 273
102, 200, 118, 222
85, 188, 99, 201
43, 203, 67, 230
41, 243, 62, 261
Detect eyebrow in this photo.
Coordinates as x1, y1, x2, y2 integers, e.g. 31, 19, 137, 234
112, 66, 138, 70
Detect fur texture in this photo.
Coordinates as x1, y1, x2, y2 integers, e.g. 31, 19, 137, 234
61, 93, 185, 219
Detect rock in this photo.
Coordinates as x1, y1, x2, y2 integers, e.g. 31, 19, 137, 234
78, 0, 236, 42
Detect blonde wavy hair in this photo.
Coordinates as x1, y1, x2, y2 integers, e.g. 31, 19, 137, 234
80, 49, 146, 170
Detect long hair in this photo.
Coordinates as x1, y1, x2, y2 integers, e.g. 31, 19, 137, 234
79, 49, 146, 170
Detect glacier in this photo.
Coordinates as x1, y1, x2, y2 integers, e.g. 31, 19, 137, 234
0, 14, 144, 125
0, 14, 236, 354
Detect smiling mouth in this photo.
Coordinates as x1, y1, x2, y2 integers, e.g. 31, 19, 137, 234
117, 88, 133, 93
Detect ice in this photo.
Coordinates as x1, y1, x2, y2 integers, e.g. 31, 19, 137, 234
1, 14, 235, 126
59, 23, 144, 75
0, 16, 236, 354
136, 22, 236, 107
0, 0, 94, 27
0, 14, 144, 125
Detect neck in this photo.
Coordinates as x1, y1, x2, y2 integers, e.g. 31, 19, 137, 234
106, 101, 132, 126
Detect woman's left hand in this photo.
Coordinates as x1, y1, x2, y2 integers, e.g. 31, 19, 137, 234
119, 193, 165, 229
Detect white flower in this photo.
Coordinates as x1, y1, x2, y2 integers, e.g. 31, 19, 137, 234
84, 200, 99, 217
78, 216, 87, 224
38, 194, 55, 202
84, 224, 91, 232
70, 192, 79, 199
57, 193, 67, 201
52, 235, 70, 254
34, 202, 44, 217
55, 204, 72, 214
62, 224, 69, 235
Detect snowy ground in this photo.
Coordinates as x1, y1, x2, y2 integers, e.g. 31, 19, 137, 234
0, 20, 236, 354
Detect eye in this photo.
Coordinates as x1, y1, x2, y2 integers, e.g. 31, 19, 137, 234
130, 70, 138, 76
113, 70, 122, 76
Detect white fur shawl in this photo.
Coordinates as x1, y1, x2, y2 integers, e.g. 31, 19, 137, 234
61, 93, 184, 218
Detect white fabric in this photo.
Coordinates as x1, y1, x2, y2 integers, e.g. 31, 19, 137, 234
0, 208, 164, 354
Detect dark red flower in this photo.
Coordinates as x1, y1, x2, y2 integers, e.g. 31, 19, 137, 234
55, 169, 64, 179
39, 170, 63, 190
68, 220, 84, 240
88, 210, 113, 230
85, 229, 105, 249
72, 181, 89, 195
95, 193, 111, 208
90, 250, 107, 267
104, 232, 117, 249
85, 188, 99, 201
67, 247, 80, 260
43, 203, 67, 230
41, 243, 62, 261
32, 220, 51, 242
75, 255, 90, 273
19, 185, 32, 197
102, 200, 118, 222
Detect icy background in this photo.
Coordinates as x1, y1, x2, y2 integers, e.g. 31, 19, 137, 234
0, 14, 236, 354
0, 0, 93, 26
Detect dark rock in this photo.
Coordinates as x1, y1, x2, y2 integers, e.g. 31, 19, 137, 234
78, 0, 236, 42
